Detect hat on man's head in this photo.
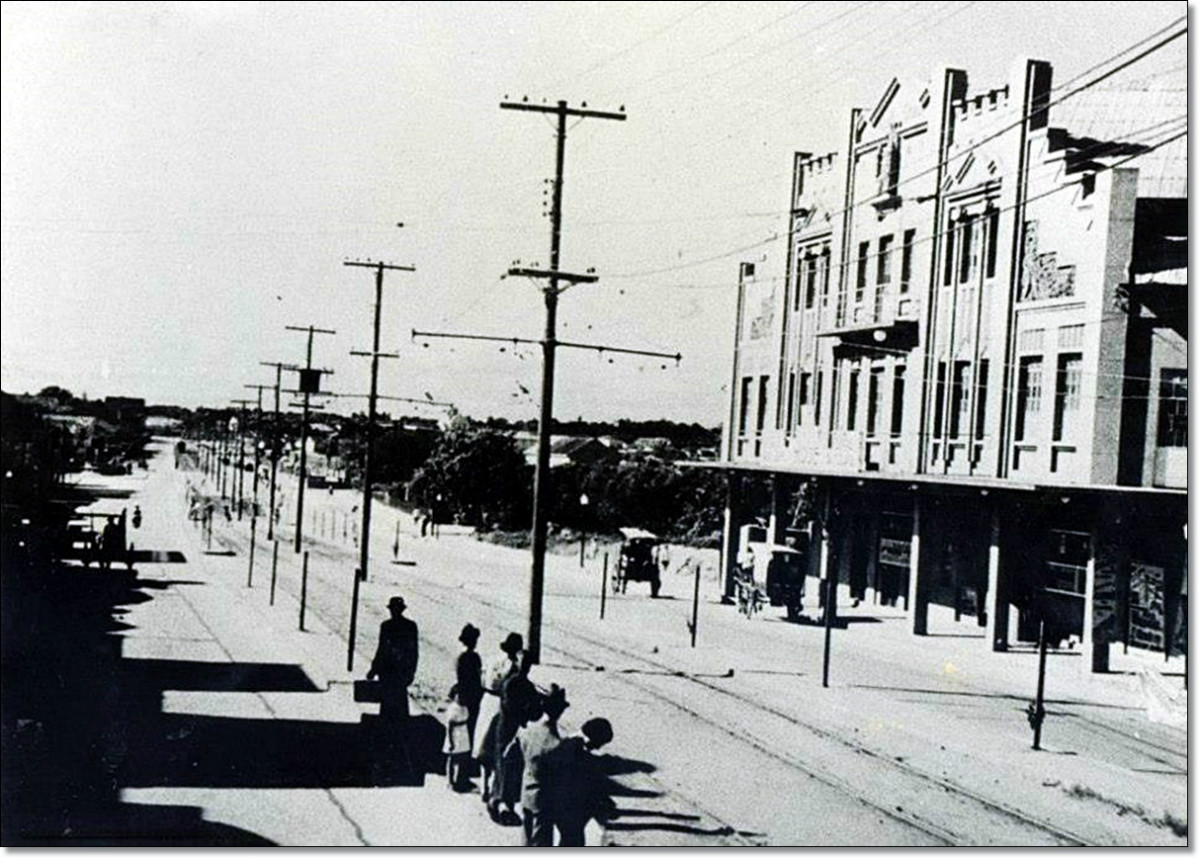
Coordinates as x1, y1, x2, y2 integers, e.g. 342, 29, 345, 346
459, 623, 481, 645
388, 596, 407, 612
542, 683, 569, 719
500, 632, 524, 655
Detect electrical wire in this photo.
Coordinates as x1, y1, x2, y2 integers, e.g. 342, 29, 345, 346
606, 20, 1185, 279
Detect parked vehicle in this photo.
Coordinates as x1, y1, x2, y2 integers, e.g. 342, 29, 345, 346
614, 527, 663, 597
736, 532, 810, 620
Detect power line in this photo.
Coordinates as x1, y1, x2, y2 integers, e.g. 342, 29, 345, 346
606, 20, 1184, 280
608, 30, 1185, 282
549, 1, 716, 94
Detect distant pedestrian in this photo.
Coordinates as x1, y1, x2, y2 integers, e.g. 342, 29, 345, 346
367, 596, 419, 723
555, 717, 616, 846
474, 632, 523, 804
99, 517, 122, 570
511, 684, 569, 846
490, 649, 539, 825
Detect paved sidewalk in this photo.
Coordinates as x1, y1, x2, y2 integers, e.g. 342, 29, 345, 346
107, 462, 525, 846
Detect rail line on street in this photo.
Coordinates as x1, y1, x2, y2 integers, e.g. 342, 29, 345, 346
223, 510, 1094, 847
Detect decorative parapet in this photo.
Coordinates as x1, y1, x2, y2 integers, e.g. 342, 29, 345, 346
1019, 220, 1076, 301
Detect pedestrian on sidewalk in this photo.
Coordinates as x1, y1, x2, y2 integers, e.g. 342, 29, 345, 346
367, 596, 419, 723
475, 632, 523, 805
490, 649, 539, 825
555, 717, 616, 846
444, 689, 473, 792
454, 623, 483, 747
511, 684, 569, 846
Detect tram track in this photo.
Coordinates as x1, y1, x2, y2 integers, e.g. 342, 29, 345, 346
234, 517, 1093, 847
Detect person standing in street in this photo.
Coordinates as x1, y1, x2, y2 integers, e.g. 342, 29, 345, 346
555, 717, 616, 846
512, 685, 569, 846
367, 596, 419, 723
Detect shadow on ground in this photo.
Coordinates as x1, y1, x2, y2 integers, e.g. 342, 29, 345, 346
1, 531, 441, 845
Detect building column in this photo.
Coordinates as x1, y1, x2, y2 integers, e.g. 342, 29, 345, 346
720, 473, 744, 604
1086, 503, 1130, 673
1081, 527, 1108, 673
985, 501, 1009, 651
908, 492, 930, 635
817, 480, 836, 621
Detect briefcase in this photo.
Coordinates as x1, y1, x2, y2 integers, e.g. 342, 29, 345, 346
354, 679, 383, 703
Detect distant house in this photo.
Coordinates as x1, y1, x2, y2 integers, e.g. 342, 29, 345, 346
516, 434, 617, 468
103, 396, 146, 428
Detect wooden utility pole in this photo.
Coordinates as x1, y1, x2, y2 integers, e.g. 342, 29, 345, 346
498, 98, 625, 664
415, 101, 676, 664
230, 399, 253, 521
345, 258, 414, 584
244, 383, 270, 516
285, 324, 335, 554
259, 362, 298, 541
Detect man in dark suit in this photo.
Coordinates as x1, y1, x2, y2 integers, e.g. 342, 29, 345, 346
368, 596, 419, 722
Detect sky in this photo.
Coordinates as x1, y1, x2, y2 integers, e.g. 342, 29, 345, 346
0, 1, 1187, 425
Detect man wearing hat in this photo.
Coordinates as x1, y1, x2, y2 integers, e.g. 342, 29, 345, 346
368, 596, 420, 723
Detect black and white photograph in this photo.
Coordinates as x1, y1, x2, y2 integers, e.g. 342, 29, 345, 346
0, 1, 1188, 847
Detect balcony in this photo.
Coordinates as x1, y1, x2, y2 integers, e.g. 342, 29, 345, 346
817, 288, 919, 350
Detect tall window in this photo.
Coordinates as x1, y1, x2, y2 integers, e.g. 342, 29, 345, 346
846, 370, 860, 432
814, 371, 824, 426
804, 254, 818, 309
799, 372, 812, 423
1052, 353, 1082, 441
985, 207, 1000, 279
866, 366, 884, 436
958, 217, 977, 284
949, 361, 970, 438
943, 223, 956, 286
900, 229, 916, 293
856, 241, 870, 303
738, 377, 753, 436
785, 372, 796, 431
820, 247, 831, 306
1016, 356, 1043, 442
792, 257, 804, 312
932, 362, 947, 439
877, 235, 894, 285
756, 376, 770, 436
974, 359, 990, 440
1158, 369, 1188, 447
890, 365, 906, 436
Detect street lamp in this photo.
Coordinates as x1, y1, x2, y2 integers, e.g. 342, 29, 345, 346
579, 492, 590, 568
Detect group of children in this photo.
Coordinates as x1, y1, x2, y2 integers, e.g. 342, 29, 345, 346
444, 624, 616, 846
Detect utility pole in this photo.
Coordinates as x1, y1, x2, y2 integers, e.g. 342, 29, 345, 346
345, 258, 414, 584
285, 325, 336, 554
260, 362, 298, 541
231, 399, 253, 521
414, 101, 673, 664
501, 98, 624, 664
244, 383, 270, 517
